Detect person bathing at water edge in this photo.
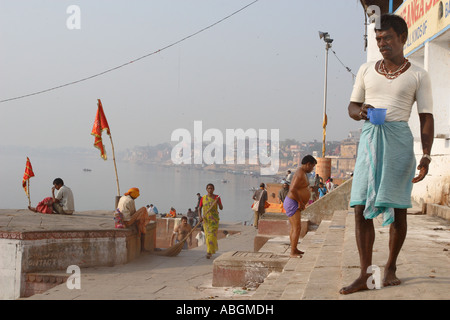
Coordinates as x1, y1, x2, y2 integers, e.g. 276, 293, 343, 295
283, 155, 317, 258
340, 14, 434, 295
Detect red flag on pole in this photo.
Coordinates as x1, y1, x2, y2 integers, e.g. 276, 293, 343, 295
22, 157, 35, 196
91, 99, 111, 160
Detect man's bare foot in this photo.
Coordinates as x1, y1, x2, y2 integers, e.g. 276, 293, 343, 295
383, 268, 401, 287
28, 206, 37, 213
293, 248, 305, 255
339, 276, 370, 295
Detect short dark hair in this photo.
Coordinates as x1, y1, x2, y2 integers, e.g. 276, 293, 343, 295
53, 178, 64, 186
260, 183, 265, 188
301, 155, 317, 165
375, 13, 408, 38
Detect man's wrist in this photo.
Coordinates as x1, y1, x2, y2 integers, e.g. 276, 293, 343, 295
422, 154, 432, 162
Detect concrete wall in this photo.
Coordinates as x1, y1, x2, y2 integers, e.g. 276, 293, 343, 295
409, 37, 450, 207
302, 178, 353, 225
252, 179, 352, 251
0, 239, 23, 300
0, 222, 156, 300
426, 203, 450, 221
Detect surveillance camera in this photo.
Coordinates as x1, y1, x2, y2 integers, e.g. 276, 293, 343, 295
319, 31, 328, 39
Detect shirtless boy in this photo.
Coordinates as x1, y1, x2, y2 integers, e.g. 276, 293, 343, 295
283, 155, 317, 257
170, 216, 193, 249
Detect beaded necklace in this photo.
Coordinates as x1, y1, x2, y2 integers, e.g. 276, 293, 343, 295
377, 58, 409, 79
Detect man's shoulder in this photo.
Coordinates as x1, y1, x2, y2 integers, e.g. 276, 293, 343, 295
408, 62, 430, 78
291, 169, 308, 186
409, 62, 426, 72
59, 185, 72, 195
62, 185, 73, 193
357, 60, 377, 74
361, 60, 377, 67
120, 195, 133, 204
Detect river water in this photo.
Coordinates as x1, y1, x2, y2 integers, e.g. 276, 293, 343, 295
0, 152, 268, 224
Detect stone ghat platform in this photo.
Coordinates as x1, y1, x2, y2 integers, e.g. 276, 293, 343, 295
0, 209, 156, 299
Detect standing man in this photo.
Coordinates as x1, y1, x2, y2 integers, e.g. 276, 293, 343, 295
278, 182, 289, 203
340, 14, 434, 294
278, 182, 289, 213
285, 170, 293, 184
52, 178, 74, 215
186, 208, 197, 227
252, 183, 268, 229
194, 192, 202, 218
326, 178, 335, 192
283, 155, 317, 258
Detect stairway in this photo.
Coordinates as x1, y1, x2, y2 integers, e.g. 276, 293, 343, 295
300, 210, 347, 299
250, 210, 348, 299
250, 206, 450, 300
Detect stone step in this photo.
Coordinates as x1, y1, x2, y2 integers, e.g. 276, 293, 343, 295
250, 217, 334, 300
300, 209, 348, 300
23, 272, 70, 298
212, 251, 289, 288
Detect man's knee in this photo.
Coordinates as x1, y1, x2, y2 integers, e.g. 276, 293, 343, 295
53, 203, 64, 214
392, 209, 407, 228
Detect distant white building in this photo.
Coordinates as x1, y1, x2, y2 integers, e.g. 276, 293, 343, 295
362, 0, 450, 208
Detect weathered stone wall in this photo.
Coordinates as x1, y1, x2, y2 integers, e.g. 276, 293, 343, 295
302, 178, 352, 225
0, 222, 156, 299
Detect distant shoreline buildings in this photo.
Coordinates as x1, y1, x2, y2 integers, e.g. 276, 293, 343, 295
123, 129, 361, 181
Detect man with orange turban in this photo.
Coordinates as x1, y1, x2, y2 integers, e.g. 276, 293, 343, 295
117, 187, 151, 251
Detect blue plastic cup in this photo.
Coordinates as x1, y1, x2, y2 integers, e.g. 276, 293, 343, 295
367, 108, 387, 125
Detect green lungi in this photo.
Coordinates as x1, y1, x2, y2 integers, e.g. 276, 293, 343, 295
350, 121, 416, 226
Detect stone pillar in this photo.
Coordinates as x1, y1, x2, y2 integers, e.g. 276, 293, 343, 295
316, 157, 332, 181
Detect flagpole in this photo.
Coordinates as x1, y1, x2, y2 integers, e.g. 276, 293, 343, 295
93, 99, 120, 200
27, 179, 31, 207
109, 134, 120, 197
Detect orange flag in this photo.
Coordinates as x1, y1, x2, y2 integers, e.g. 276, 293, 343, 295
22, 157, 35, 196
91, 99, 111, 160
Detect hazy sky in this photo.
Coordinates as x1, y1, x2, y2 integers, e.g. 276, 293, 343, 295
0, 0, 367, 152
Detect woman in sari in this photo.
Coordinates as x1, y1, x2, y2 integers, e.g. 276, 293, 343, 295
198, 183, 223, 259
